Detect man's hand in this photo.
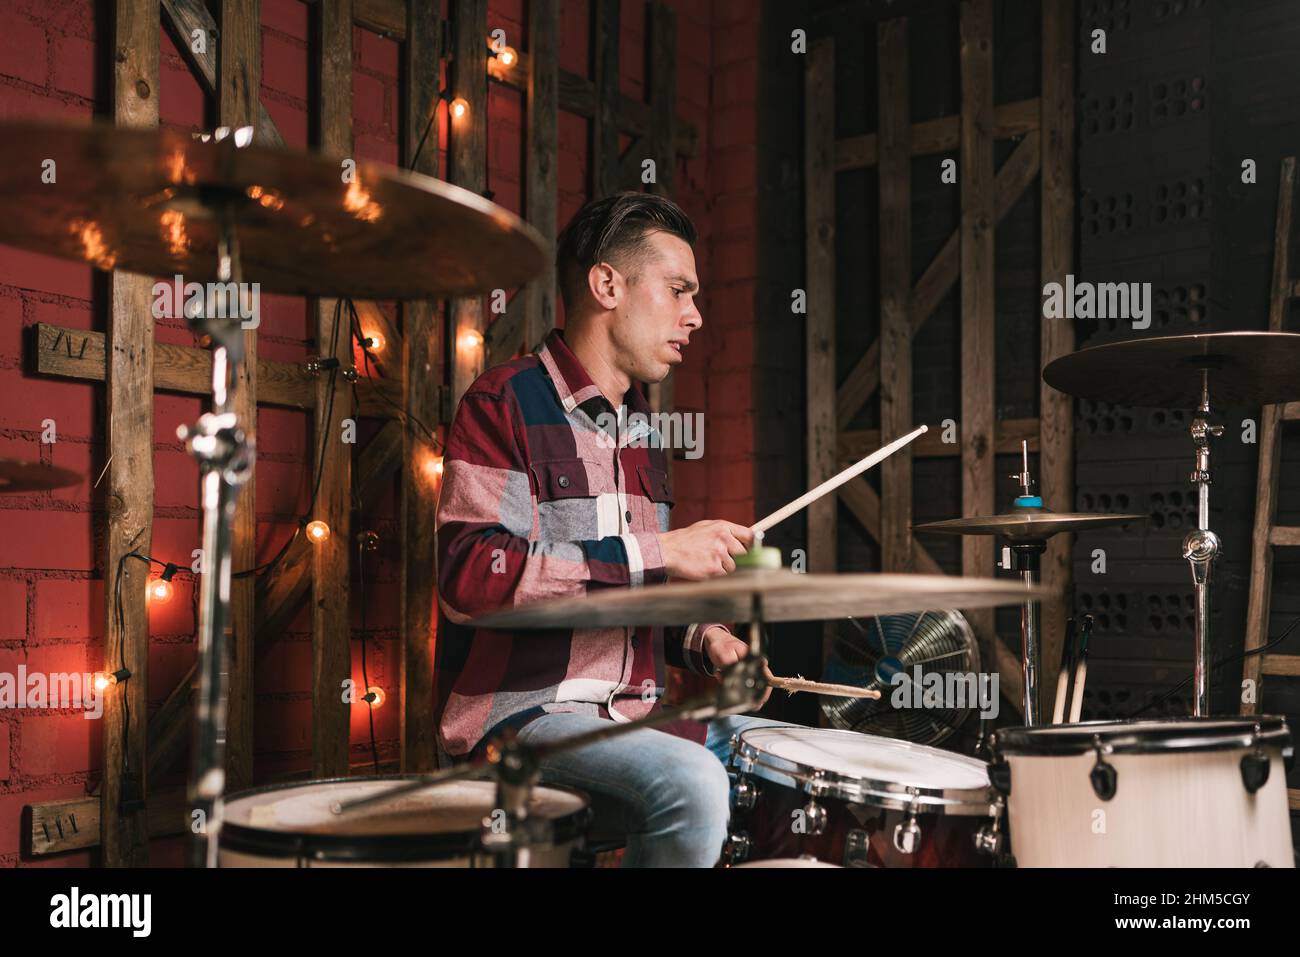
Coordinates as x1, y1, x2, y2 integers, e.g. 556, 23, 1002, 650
658, 520, 754, 580
701, 625, 773, 710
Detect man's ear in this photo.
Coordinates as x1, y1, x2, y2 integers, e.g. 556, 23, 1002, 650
587, 262, 621, 310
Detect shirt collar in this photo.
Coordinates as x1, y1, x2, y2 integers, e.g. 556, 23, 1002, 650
536, 328, 652, 420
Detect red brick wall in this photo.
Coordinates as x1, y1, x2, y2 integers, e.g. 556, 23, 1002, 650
0, 0, 758, 866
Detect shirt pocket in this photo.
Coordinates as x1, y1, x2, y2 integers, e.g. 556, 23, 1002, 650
634, 464, 675, 532
529, 457, 592, 502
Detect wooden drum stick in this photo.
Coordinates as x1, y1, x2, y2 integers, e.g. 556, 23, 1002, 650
767, 675, 882, 699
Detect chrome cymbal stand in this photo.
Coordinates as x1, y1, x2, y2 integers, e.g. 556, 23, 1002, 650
997, 442, 1045, 726
1184, 368, 1223, 716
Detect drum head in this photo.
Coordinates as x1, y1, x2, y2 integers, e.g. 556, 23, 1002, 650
221, 776, 589, 862
734, 727, 992, 813
993, 715, 1293, 757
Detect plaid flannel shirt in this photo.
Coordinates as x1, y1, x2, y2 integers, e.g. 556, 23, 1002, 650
434, 329, 719, 760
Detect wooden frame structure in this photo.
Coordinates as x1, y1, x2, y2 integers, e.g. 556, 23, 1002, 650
26, 0, 692, 860
804, 0, 1076, 716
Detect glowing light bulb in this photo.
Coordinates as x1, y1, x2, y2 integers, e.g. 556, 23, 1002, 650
364, 686, 386, 709
147, 578, 174, 603
498, 46, 517, 67
306, 520, 331, 543
425, 456, 444, 480
459, 329, 484, 351
450, 97, 469, 120
363, 332, 384, 351
93, 672, 113, 692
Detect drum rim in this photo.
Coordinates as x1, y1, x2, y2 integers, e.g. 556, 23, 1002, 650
732, 726, 995, 815
991, 715, 1293, 757
219, 774, 592, 862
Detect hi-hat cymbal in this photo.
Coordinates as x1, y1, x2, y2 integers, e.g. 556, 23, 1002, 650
1042, 332, 1300, 408
473, 570, 1055, 629
0, 120, 547, 300
913, 512, 1145, 542
0, 459, 83, 493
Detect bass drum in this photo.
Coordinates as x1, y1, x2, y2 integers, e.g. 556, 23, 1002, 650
990, 716, 1295, 868
726, 726, 1004, 868
219, 776, 590, 867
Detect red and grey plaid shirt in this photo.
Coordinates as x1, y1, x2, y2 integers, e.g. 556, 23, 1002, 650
434, 329, 718, 760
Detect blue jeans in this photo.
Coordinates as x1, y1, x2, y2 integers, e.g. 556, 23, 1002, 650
515, 711, 796, 867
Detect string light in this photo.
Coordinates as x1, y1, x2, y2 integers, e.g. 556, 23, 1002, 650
363, 686, 386, 709
449, 97, 469, 120
93, 668, 132, 692
306, 520, 331, 543
147, 562, 178, 603
362, 332, 384, 351
496, 46, 517, 67
425, 455, 444, 480
458, 329, 484, 351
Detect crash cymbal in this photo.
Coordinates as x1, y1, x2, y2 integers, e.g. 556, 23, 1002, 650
0, 120, 547, 300
0, 459, 83, 493
913, 512, 1145, 542
1042, 332, 1300, 408
473, 570, 1055, 629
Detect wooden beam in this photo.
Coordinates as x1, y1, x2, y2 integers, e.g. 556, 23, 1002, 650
33, 324, 405, 416
400, 0, 441, 774
26, 788, 188, 856
1039, 0, 1076, 722
311, 0, 355, 779
806, 38, 838, 670
450, 0, 488, 404
1261, 654, 1300, 677
839, 418, 1040, 462
835, 97, 1039, 171
877, 17, 913, 574
355, 0, 406, 36
1243, 156, 1296, 715
147, 422, 404, 783
838, 478, 944, 577
645, 1, 679, 453
523, 0, 560, 354
102, 0, 159, 868
219, 0, 261, 797
837, 131, 1041, 427
591, 0, 621, 198
959, 0, 997, 675
487, 45, 698, 161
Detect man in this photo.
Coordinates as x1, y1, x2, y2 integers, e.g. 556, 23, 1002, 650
434, 191, 789, 866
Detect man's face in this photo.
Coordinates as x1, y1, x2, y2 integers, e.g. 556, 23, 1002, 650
603, 230, 702, 384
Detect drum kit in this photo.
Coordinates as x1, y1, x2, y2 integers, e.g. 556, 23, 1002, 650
1, 118, 1296, 869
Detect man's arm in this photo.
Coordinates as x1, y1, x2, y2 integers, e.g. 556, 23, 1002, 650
436, 389, 667, 623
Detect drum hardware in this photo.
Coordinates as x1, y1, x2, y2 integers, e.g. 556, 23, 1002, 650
972, 797, 1006, 856
722, 832, 754, 864
1240, 722, 1270, 794
843, 830, 871, 867
802, 798, 829, 836
986, 758, 1011, 795
914, 441, 1143, 726
892, 793, 922, 854
1089, 738, 1118, 801
1043, 331, 1300, 716
730, 777, 760, 812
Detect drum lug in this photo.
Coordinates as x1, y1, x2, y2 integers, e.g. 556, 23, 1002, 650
723, 831, 752, 865
731, 776, 760, 812
802, 799, 828, 837
1241, 751, 1270, 794
1090, 737, 1118, 801
844, 830, 871, 867
974, 798, 1005, 856
892, 793, 921, 855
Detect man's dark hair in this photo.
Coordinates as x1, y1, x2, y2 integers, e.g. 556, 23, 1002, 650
555, 191, 697, 313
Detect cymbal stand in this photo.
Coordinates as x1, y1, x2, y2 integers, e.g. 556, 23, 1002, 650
998, 441, 1045, 725
1184, 368, 1223, 716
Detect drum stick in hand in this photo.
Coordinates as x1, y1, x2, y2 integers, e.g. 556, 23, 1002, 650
767, 675, 881, 699
751, 425, 928, 536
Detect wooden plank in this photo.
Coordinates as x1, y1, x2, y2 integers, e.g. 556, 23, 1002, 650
33, 324, 404, 417
450, 0, 488, 404
835, 97, 1039, 171
959, 0, 997, 673
839, 418, 1040, 462
355, 0, 406, 36
27, 788, 188, 856
1261, 654, 1300, 677
1038, 0, 1075, 723
591, 0, 621, 198
1268, 526, 1300, 547
877, 17, 913, 574
524, 0, 560, 353
312, 0, 355, 779
837, 131, 1041, 426
806, 38, 837, 589
219, 0, 261, 797
838, 478, 944, 577
102, 0, 159, 868
147, 422, 404, 782
400, 0, 441, 774
1283, 401, 1300, 420
1290, 788, 1300, 812
1243, 155, 1295, 716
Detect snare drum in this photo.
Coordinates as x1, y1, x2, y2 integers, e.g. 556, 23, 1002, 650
219, 776, 591, 867
990, 716, 1296, 868
725, 727, 1003, 868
